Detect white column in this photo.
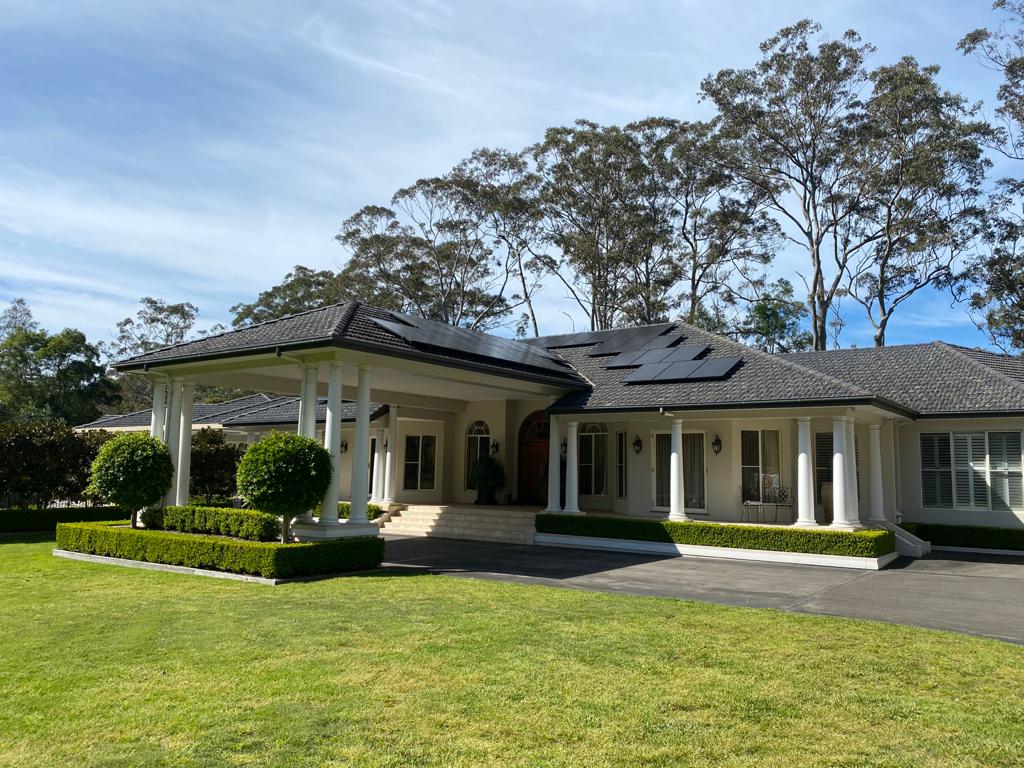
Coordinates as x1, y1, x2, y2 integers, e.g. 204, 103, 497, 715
320, 362, 343, 525
846, 416, 860, 526
545, 414, 562, 512
163, 379, 184, 507
149, 378, 166, 441
831, 417, 851, 528
302, 363, 318, 438
371, 427, 385, 502
383, 405, 398, 505
868, 423, 886, 523
349, 365, 371, 524
669, 418, 687, 521
795, 417, 817, 526
296, 364, 307, 435
563, 420, 580, 514
174, 382, 194, 506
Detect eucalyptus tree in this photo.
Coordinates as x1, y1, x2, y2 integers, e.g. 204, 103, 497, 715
844, 58, 990, 346
530, 120, 650, 331
701, 20, 875, 350
960, 1, 1024, 351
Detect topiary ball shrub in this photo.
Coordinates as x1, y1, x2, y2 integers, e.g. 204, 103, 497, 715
89, 433, 174, 527
236, 432, 332, 542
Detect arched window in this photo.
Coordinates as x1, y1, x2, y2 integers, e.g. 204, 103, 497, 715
579, 423, 607, 496
465, 420, 491, 490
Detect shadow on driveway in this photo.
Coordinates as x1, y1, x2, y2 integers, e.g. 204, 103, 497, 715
382, 534, 1024, 644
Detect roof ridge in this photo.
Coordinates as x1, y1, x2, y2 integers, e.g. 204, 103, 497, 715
201, 393, 275, 420
331, 300, 361, 338
125, 302, 354, 363
675, 321, 872, 397
220, 395, 299, 423
934, 341, 1024, 395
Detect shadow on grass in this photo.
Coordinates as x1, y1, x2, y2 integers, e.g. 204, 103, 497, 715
0, 531, 57, 544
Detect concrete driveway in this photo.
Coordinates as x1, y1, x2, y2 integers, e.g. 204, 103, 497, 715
382, 534, 1024, 644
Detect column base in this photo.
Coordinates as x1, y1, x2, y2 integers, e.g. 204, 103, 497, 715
291, 520, 381, 541
560, 507, 581, 515
544, 506, 562, 514
793, 518, 820, 527
829, 521, 864, 531
668, 513, 689, 522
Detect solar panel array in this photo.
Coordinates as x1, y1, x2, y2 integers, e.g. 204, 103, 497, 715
605, 345, 710, 369
622, 356, 743, 384
371, 316, 573, 375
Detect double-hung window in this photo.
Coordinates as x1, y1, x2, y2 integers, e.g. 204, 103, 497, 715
578, 423, 607, 496
922, 431, 1024, 512
404, 435, 436, 491
615, 431, 627, 499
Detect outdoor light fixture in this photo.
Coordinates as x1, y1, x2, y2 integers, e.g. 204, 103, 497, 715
340, 439, 349, 454
560, 438, 568, 457
632, 435, 643, 454
712, 434, 722, 455
490, 439, 500, 455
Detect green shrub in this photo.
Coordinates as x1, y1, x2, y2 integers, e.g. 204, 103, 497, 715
190, 428, 245, 505
56, 521, 384, 579
89, 433, 173, 526
535, 514, 894, 558
142, 505, 279, 542
236, 432, 332, 542
338, 501, 383, 521
0, 505, 123, 533
0, 422, 112, 507
902, 522, 1024, 551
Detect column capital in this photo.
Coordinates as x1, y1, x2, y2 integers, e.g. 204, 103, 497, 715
868, 423, 881, 432
797, 416, 811, 424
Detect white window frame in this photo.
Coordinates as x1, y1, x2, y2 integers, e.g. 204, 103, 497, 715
578, 423, 607, 496
464, 420, 491, 491
740, 429, 782, 503
403, 434, 437, 491
615, 430, 627, 499
921, 430, 1024, 512
650, 429, 706, 513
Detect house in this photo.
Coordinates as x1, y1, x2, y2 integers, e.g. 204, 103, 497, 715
109, 300, 1024, 552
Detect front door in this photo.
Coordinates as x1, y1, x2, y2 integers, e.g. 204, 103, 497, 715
517, 411, 550, 505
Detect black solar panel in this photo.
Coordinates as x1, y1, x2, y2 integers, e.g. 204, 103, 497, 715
664, 345, 710, 363
623, 356, 743, 384
605, 344, 709, 369
587, 324, 674, 356
372, 318, 571, 374
639, 331, 686, 350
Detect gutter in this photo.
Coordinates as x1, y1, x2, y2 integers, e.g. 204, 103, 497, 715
547, 396, 918, 420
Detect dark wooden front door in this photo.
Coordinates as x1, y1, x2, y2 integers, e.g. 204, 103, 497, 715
517, 411, 550, 505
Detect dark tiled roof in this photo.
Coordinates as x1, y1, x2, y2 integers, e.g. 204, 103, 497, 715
113, 301, 585, 386
78, 394, 275, 429
220, 397, 387, 426
542, 322, 874, 413
787, 343, 1024, 416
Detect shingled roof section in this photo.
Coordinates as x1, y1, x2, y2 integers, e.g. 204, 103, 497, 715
787, 343, 1024, 416
77, 393, 276, 429
219, 397, 387, 426
540, 321, 887, 414
113, 301, 586, 387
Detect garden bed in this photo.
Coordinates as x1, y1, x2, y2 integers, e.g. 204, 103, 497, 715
55, 521, 384, 579
1, 506, 124, 533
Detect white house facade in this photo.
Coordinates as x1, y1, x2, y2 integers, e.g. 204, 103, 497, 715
101, 301, 1024, 554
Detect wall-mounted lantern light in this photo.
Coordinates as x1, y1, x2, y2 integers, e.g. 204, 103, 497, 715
560, 438, 567, 457
712, 434, 722, 455
490, 439, 500, 456
340, 439, 349, 454
632, 435, 643, 454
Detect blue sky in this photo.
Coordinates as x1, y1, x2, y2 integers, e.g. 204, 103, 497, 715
0, 0, 1012, 349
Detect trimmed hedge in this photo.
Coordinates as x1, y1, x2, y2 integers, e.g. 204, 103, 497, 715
902, 522, 1024, 552
0, 505, 123, 533
535, 514, 895, 558
56, 521, 385, 579
141, 505, 279, 542
338, 501, 384, 521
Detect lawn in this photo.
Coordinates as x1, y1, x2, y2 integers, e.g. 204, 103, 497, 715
2, 535, 1023, 767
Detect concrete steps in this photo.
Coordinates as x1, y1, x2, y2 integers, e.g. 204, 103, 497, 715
380, 504, 539, 545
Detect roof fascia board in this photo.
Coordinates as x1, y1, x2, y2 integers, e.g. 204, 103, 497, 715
548, 396, 916, 419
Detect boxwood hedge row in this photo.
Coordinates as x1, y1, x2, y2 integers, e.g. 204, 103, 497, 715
141, 505, 279, 542
535, 513, 895, 558
902, 522, 1024, 551
56, 521, 385, 579
337, 501, 384, 520
0, 505, 123, 533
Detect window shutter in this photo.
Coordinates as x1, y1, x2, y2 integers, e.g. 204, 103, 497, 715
953, 433, 988, 510
814, 433, 833, 504
921, 433, 953, 509
989, 432, 1024, 512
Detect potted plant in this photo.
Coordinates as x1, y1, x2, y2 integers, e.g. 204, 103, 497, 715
469, 454, 505, 505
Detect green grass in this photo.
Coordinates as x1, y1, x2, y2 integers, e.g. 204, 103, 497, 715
1, 535, 1022, 767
